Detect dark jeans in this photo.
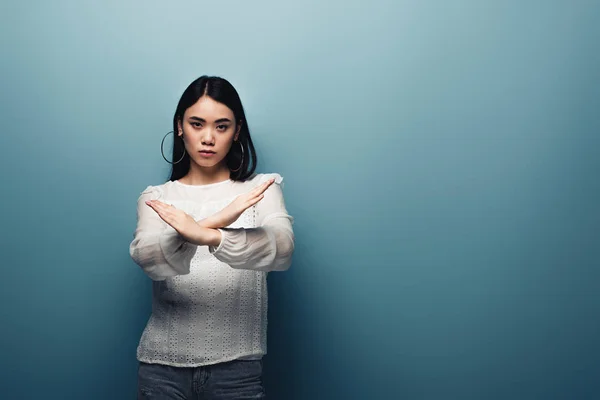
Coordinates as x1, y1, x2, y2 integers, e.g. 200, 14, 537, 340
137, 359, 266, 399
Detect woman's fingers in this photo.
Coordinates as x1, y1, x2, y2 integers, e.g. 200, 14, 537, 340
147, 200, 173, 210
146, 200, 177, 223
263, 178, 275, 190
246, 194, 265, 207
147, 202, 166, 219
249, 178, 275, 198
146, 200, 167, 214
248, 193, 265, 207
146, 179, 274, 228
236, 179, 274, 209
254, 178, 274, 193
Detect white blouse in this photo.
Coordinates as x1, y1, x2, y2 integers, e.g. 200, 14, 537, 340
129, 173, 294, 367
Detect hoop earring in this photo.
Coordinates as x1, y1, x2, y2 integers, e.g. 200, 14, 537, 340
161, 131, 186, 165
230, 141, 244, 172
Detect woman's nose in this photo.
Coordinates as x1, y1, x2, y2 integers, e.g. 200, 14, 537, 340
201, 128, 215, 144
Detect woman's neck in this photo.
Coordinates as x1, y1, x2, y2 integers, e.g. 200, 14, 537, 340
179, 163, 231, 186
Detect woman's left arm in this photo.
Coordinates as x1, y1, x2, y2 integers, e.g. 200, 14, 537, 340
208, 177, 295, 272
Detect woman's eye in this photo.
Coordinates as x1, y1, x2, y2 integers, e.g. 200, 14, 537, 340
191, 122, 202, 128
217, 125, 228, 131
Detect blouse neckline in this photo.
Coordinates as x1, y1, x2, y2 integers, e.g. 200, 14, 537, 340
172, 178, 234, 189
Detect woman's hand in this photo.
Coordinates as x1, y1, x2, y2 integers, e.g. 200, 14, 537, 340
199, 178, 275, 229
145, 200, 219, 246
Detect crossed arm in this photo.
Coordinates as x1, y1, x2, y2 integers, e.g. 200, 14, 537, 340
145, 178, 276, 247
129, 177, 294, 280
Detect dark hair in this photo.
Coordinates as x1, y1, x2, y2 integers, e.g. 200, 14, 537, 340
168, 76, 257, 182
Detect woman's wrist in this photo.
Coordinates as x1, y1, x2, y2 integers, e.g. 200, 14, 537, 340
196, 215, 224, 229
187, 226, 222, 247
206, 228, 222, 247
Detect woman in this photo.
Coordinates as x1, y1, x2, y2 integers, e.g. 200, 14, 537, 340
129, 75, 295, 399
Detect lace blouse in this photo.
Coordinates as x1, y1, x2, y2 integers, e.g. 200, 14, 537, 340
129, 173, 294, 366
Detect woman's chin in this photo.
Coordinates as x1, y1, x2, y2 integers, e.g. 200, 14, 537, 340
191, 157, 224, 168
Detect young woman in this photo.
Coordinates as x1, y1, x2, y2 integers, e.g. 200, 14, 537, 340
129, 75, 294, 399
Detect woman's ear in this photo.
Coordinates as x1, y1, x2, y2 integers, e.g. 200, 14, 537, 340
177, 120, 183, 137
235, 120, 243, 138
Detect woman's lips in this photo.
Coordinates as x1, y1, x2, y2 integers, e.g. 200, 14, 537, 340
199, 151, 216, 157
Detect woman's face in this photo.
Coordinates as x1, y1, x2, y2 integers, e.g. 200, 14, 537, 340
178, 95, 241, 169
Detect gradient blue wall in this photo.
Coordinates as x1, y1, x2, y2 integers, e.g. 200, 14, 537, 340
1, 1, 598, 399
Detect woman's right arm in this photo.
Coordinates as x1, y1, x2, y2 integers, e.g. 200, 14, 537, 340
129, 186, 197, 281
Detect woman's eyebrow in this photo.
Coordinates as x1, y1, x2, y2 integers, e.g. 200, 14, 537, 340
188, 116, 231, 123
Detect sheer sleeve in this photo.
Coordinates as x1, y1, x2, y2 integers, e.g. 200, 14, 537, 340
129, 185, 197, 281
208, 174, 295, 272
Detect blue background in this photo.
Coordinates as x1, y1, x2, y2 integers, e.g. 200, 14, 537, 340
1, 1, 598, 399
